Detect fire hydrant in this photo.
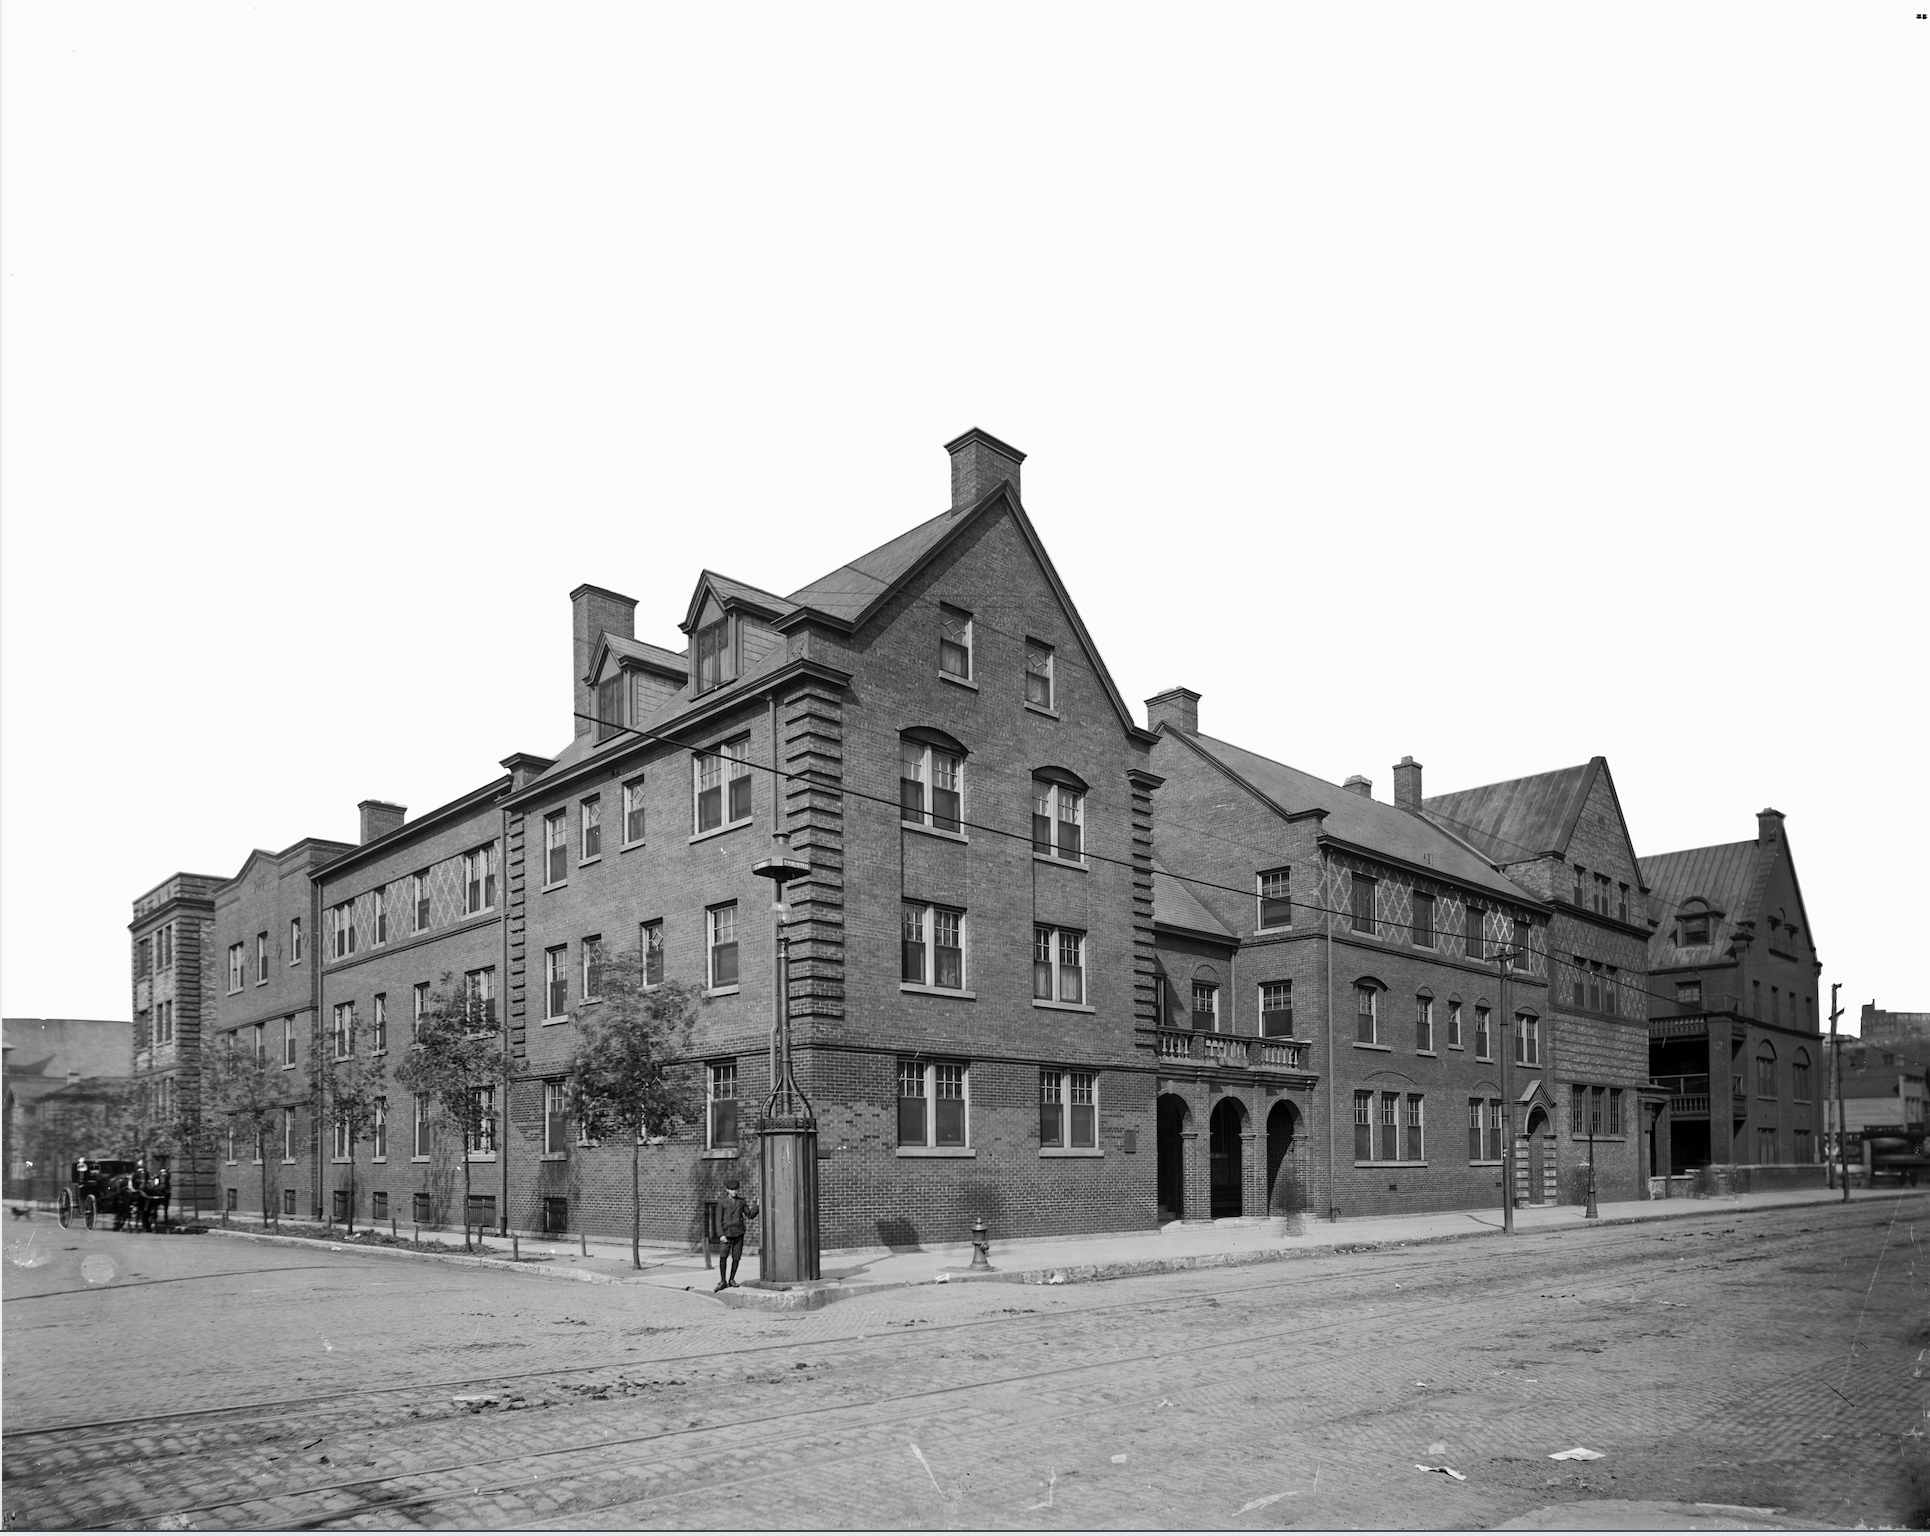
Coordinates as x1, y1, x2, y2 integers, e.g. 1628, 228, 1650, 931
969, 1217, 992, 1271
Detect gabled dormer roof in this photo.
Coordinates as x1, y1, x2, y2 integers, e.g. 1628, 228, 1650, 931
584, 632, 690, 687
1163, 728, 1545, 908
1641, 811, 1818, 969
1153, 861, 1237, 944
679, 571, 795, 636
1422, 757, 1646, 889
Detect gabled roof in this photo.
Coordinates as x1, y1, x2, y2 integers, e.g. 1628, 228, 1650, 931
1423, 761, 1597, 865
587, 632, 689, 685
1639, 839, 1758, 964
1171, 730, 1543, 906
1153, 862, 1236, 942
784, 508, 958, 625
681, 571, 795, 635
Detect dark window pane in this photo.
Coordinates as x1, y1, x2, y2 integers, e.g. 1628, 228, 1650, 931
897, 1094, 925, 1146
1033, 811, 1052, 855
902, 938, 925, 984
1040, 1102, 1062, 1146
935, 1097, 965, 1146
698, 785, 721, 832
1355, 1119, 1373, 1161
933, 787, 961, 833
1071, 1102, 1095, 1147
713, 941, 738, 986
934, 942, 961, 990
901, 777, 925, 821
729, 774, 752, 823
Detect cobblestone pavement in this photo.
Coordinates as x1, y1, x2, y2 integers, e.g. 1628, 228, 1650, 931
4, 1194, 1925, 1530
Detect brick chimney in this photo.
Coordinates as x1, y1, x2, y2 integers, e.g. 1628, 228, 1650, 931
944, 427, 1025, 513
570, 584, 638, 739
1343, 775, 1373, 798
1393, 756, 1423, 812
1145, 687, 1200, 735
500, 753, 555, 792
1758, 807, 1784, 845
358, 800, 406, 844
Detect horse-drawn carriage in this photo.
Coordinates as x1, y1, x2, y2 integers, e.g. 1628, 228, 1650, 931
56, 1157, 171, 1231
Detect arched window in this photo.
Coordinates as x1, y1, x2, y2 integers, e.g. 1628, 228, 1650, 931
900, 729, 968, 834
1792, 1048, 1812, 1102
1513, 1010, 1541, 1067
1756, 1041, 1778, 1098
1681, 901, 1711, 947
1032, 766, 1088, 862
1415, 988, 1435, 1052
1354, 979, 1384, 1046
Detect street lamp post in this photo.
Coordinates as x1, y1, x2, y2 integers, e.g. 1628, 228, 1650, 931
1498, 935, 1516, 1236
751, 830, 819, 1284
1586, 1101, 1599, 1219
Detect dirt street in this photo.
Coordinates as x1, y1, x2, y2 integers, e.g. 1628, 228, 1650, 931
3, 1194, 1925, 1529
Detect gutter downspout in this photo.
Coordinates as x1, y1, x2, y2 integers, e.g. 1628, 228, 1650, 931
1325, 851, 1336, 1222
311, 872, 325, 1222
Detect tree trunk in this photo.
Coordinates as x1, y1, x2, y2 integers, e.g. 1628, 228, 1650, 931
260, 1135, 273, 1230
461, 1130, 473, 1251
631, 1142, 641, 1270
346, 1148, 355, 1235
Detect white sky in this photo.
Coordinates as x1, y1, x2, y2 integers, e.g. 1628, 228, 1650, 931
2, 5, 1923, 1029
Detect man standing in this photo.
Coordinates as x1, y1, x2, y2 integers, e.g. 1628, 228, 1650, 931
715, 1177, 758, 1291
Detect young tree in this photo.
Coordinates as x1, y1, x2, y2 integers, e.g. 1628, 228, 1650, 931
394, 973, 510, 1250
204, 1031, 300, 1226
566, 952, 702, 1269
311, 1015, 384, 1234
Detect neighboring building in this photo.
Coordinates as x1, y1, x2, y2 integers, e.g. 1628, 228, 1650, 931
206, 833, 355, 1220
3, 1018, 132, 1199
313, 779, 523, 1234
496, 429, 1161, 1249
1146, 700, 1555, 1222
1860, 1003, 1930, 1059
1642, 810, 1826, 1173
129, 873, 222, 1170
1422, 757, 1665, 1202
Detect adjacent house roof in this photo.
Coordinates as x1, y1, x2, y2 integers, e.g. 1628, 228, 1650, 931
1639, 839, 1757, 964
1423, 761, 1596, 865
1172, 730, 1544, 907
784, 509, 958, 626
1153, 862, 1236, 942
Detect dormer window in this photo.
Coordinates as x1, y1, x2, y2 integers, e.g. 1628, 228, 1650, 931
939, 605, 973, 681
596, 675, 624, 742
694, 611, 735, 694
1682, 905, 1710, 946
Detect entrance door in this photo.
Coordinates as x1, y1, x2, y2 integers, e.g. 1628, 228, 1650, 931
1209, 1099, 1245, 1218
1266, 1101, 1302, 1214
1156, 1095, 1187, 1221
1525, 1106, 1549, 1204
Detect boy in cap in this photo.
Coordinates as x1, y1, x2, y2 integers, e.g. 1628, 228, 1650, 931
715, 1177, 758, 1291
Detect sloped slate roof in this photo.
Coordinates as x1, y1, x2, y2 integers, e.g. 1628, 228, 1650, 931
1153, 862, 1235, 941
601, 634, 689, 674
1423, 762, 1596, 865
785, 508, 957, 624
704, 573, 795, 619
1640, 839, 1758, 966
1180, 731, 1539, 905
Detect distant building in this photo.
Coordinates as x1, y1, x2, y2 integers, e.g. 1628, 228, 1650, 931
3, 1017, 133, 1199
1860, 1003, 1930, 1058
1642, 810, 1826, 1174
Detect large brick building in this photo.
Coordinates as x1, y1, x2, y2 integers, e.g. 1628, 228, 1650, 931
1642, 810, 1827, 1175
129, 872, 222, 1179
1144, 697, 1556, 1222
1421, 757, 1665, 1203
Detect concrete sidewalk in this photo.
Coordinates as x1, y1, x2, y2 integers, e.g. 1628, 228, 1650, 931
199, 1184, 1913, 1307
199, 1182, 1893, 1306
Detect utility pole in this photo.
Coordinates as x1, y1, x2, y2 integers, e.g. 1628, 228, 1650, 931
1498, 933, 1517, 1236
1829, 983, 1848, 1204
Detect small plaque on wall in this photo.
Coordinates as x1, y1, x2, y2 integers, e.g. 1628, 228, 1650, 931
1122, 1130, 1138, 1154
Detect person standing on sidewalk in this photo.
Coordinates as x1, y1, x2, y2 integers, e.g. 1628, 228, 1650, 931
715, 1177, 758, 1291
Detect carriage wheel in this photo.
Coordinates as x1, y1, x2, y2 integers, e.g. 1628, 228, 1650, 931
57, 1190, 72, 1229
84, 1195, 97, 1231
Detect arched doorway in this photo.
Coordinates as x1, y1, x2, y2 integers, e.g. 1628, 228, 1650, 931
1266, 1101, 1303, 1214
1209, 1098, 1246, 1218
1156, 1095, 1189, 1222
1524, 1105, 1550, 1205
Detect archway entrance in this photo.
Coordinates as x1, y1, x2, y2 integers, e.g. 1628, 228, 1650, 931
1209, 1098, 1246, 1218
1524, 1105, 1550, 1204
1156, 1095, 1189, 1222
1266, 1101, 1303, 1214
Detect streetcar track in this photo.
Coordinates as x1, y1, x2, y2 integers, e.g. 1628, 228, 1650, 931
32, 1216, 1881, 1532
2, 1264, 379, 1304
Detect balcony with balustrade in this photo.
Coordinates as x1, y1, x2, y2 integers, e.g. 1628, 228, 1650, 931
1148, 1024, 1314, 1084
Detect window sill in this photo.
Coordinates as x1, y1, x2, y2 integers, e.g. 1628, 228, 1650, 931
1447, 1044, 1464, 1052
542, 1014, 570, 1026
466, 1153, 498, 1163
281, 1063, 298, 1071
621, 839, 647, 854
539, 1152, 569, 1162
1355, 1160, 1429, 1168
578, 854, 602, 868
938, 672, 978, 692
330, 1157, 351, 1165
1416, 1050, 1438, 1058
1023, 701, 1060, 719
1033, 998, 1096, 1014
705, 984, 741, 998
896, 1145, 976, 1158
281, 1159, 298, 1167
1569, 1134, 1628, 1143
701, 1147, 739, 1160
1033, 852, 1088, 870
372, 1156, 387, 1165
1254, 925, 1294, 937
901, 983, 976, 999
1353, 1041, 1391, 1052
689, 818, 753, 846
902, 820, 970, 845
1469, 1159, 1505, 1167
542, 880, 568, 893
411, 1156, 431, 1164
1040, 1146, 1103, 1158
